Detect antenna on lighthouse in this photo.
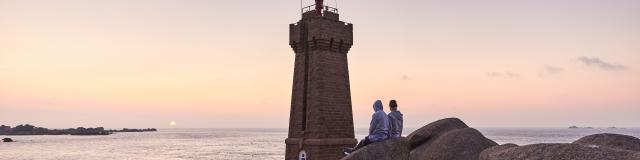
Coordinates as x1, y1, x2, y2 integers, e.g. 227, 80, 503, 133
300, 0, 338, 17
315, 0, 324, 16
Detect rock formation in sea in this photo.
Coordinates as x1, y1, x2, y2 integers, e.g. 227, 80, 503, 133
0, 124, 158, 136
342, 118, 640, 160
572, 133, 640, 152
410, 127, 498, 160
342, 118, 498, 160
407, 118, 470, 149
342, 138, 410, 160
479, 143, 640, 160
568, 125, 594, 129
479, 132, 640, 160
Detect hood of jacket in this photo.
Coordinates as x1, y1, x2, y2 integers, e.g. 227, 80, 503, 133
368, 100, 389, 142
373, 100, 383, 112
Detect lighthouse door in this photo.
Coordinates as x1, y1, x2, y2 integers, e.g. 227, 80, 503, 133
299, 150, 307, 160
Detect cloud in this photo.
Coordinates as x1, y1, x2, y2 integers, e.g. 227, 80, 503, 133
578, 57, 628, 71
401, 75, 410, 80
487, 72, 502, 77
486, 71, 520, 78
544, 65, 565, 74
505, 72, 520, 78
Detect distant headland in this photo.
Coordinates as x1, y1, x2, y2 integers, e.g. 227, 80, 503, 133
568, 125, 627, 129
0, 124, 157, 136
568, 125, 594, 129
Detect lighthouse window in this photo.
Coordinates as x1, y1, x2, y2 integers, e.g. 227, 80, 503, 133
299, 150, 307, 160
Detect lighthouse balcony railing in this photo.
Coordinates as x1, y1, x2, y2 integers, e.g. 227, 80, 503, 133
301, 4, 339, 15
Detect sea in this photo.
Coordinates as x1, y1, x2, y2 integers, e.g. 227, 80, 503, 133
1, 128, 639, 160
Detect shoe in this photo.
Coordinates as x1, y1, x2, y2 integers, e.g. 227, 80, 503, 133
342, 147, 354, 156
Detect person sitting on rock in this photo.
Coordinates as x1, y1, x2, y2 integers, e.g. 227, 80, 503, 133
388, 100, 403, 138
343, 100, 390, 155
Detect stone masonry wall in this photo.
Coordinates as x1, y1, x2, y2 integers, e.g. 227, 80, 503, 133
286, 10, 356, 160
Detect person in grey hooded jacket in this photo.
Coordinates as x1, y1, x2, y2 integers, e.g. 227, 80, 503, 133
343, 100, 389, 155
387, 100, 403, 138
368, 100, 390, 142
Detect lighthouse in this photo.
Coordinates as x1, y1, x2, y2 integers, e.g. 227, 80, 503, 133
285, 0, 356, 159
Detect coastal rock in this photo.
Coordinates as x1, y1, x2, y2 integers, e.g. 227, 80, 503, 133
341, 137, 410, 160
479, 143, 519, 160
406, 118, 469, 149
573, 133, 640, 152
2, 138, 14, 142
410, 128, 498, 160
478, 143, 640, 160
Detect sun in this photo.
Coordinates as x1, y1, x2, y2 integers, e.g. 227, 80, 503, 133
169, 121, 176, 126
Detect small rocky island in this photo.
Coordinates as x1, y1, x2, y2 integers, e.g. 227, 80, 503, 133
569, 125, 594, 129
342, 118, 640, 160
0, 124, 157, 136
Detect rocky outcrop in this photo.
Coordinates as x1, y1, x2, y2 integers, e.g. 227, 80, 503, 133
479, 143, 640, 160
410, 128, 498, 160
341, 137, 410, 160
343, 118, 484, 160
341, 118, 640, 160
480, 133, 640, 160
573, 133, 640, 152
479, 143, 519, 160
0, 124, 157, 136
406, 118, 469, 149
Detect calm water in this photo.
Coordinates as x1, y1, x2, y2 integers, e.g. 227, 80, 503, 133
1, 128, 639, 160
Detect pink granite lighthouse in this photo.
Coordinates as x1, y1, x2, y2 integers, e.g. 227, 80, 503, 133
285, 1, 356, 160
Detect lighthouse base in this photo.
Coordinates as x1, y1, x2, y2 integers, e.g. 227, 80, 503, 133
285, 138, 357, 160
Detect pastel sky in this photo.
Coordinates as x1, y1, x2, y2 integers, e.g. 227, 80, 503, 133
1, 0, 639, 129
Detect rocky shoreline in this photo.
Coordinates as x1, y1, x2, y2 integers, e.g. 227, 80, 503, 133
0, 124, 157, 136
342, 118, 640, 160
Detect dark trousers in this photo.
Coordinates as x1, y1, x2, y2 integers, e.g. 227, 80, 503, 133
353, 136, 372, 151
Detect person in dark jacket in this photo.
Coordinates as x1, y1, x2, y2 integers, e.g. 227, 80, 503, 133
387, 100, 403, 138
343, 100, 390, 155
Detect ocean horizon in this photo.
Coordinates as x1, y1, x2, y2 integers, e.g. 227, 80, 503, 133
2, 128, 639, 160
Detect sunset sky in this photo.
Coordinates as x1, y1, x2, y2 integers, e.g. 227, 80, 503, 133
1, 0, 639, 129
